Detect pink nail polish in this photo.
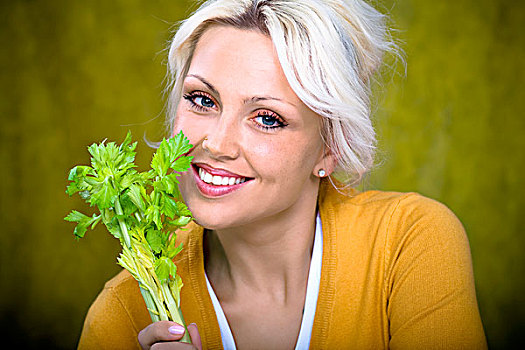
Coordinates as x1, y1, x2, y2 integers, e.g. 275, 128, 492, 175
168, 325, 185, 335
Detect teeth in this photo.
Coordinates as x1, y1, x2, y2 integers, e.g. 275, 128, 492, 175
198, 167, 246, 186
212, 176, 222, 185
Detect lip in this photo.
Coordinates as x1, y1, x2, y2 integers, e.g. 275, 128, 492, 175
191, 163, 253, 198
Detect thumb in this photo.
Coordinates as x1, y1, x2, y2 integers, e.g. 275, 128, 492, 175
187, 323, 202, 350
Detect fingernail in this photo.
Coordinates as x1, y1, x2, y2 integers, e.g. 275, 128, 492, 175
168, 324, 185, 335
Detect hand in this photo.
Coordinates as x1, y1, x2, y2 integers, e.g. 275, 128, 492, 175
138, 321, 202, 350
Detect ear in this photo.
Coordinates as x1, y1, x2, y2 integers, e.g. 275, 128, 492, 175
313, 147, 337, 178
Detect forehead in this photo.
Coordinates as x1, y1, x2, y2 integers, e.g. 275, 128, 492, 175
188, 25, 296, 100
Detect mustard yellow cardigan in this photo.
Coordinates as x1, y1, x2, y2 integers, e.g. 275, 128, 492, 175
78, 183, 487, 349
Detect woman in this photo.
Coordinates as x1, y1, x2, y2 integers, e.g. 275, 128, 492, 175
79, 0, 487, 349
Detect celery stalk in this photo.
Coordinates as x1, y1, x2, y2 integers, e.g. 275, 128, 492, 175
65, 131, 194, 343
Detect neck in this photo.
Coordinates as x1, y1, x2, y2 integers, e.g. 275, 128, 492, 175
204, 189, 319, 304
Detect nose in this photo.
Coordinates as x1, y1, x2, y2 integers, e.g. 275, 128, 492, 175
202, 113, 240, 160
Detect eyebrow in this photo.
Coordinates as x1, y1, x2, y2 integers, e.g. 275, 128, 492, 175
186, 74, 220, 98
185, 74, 296, 107
243, 96, 296, 107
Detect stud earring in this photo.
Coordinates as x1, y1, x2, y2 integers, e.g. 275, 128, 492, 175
318, 169, 326, 177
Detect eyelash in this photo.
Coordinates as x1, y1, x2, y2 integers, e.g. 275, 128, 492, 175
183, 91, 216, 112
183, 91, 288, 131
251, 110, 288, 131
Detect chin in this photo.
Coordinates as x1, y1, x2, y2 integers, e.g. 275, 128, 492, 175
179, 183, 254, 231
190, 210, 239, 231
187, 195, 269, 231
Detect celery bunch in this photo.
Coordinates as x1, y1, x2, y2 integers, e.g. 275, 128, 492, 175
65, 131, 193, 343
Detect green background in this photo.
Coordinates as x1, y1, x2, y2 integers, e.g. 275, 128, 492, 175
1, 0, 523, 348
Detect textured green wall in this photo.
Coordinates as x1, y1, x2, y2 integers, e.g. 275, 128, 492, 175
1, 1, 523, 348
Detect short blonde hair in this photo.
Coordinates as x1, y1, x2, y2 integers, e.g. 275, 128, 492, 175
166, 0, 399, 185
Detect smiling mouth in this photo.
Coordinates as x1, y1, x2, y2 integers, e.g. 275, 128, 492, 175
192, 164, 254, 196
197, 166, 248, 186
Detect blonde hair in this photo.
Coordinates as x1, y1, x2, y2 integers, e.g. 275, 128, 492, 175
166, 0, 399, 185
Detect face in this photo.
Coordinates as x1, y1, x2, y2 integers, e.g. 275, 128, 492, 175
174, 26, 332, 230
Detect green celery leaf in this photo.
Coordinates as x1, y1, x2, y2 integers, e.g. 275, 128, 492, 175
120, 131, 135, 153
64, 211, 99, 239
171, 216, 191, 227
146, 228, 163, 254
126, 183, 145, 213
104, 142, 119, 169
68, 165, 94, 181
170, 131, 192, 158
144, 205, 155, 221
90, 178, 118, 209
106, 218, 122, 239
118, 131, 137, 168
153, 179, 166, 193
99, 208, 121, 239
170, 274, 184, 306
151, 132, 192, 178
120, 191, 138, 217
120, 171, 140, 190
66, 166, 94, 196
153, 209, 162, 229
66, 182, 81, 196
151, 138, 169, 177
73, 224, 88, 239
114, 150, 136, 175
64, 210, 90, 223
88, 142, 108, 173
154, 256, 173, 284
165, 242, 183, 260
100, 207, 113, 224
161, 195, 178, 218
168, 258, 178, 280
161, 174, 180, 195
142, 170, 155, 182
175, 202, 192, 216
139, 184, 151, 206
145, 205, 162, 229
155, 256, 178, 283
84, 176, 101, 187
171, 156, 192, 173
87, 142, 102, 165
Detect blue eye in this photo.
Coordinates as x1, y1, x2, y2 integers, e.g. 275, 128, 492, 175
196, 96, 215, 108
253, 111, 287, 130
260, 115, 278, 126
183, 92, 217, 111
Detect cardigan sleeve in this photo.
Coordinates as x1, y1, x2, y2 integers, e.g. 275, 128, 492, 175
78, 270, 150, 350
385, 194, 487, 349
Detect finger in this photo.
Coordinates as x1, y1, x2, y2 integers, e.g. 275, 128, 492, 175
187, 323, 202, 350
138, 321, 186, 349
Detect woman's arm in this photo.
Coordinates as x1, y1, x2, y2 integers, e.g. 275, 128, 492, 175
386, 195, 487, 349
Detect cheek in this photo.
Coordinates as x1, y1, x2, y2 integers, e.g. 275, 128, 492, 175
249, 140, 286, 176
173, 109, 204, 145
247, 138, 319, 179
